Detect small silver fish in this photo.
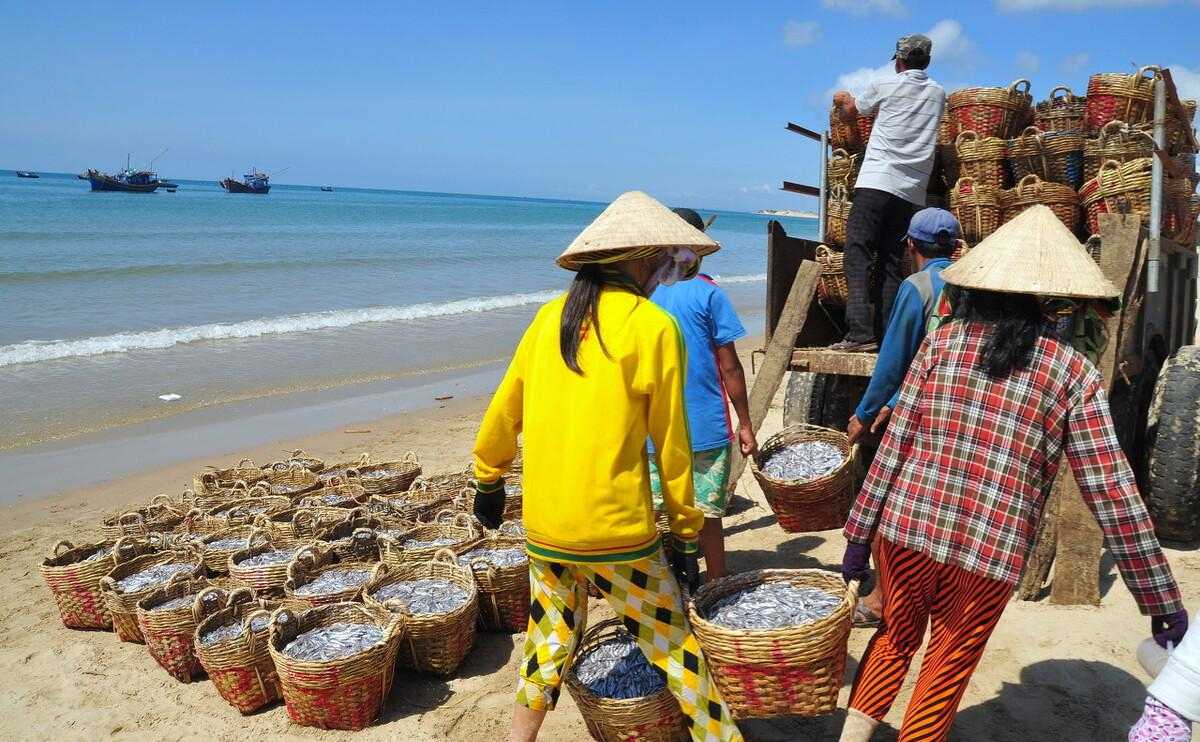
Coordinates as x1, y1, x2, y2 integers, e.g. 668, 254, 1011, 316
116, 563, 195, 593
293, 568, 372, 596
371, 578, 470, 615
573, 634, 663, 699
705, 583, 841, 630
281, 622, 386, 661
761, 441, 845, 482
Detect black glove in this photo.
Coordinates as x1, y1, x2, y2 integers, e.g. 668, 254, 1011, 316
842, 541, 875, 596
473, 478, 505, 530
668, 539, 701, 595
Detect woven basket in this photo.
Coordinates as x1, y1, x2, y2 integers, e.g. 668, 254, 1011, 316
564, 618, 688, 742
136, 582, 235, 682
1165, 179, 1200, 243
40, 537, 154, 630
1035, 86, 1086, 133
824, 184, 852, 248
1080, 158, 1154, 236
380, 510, 479, 568
363, 552, 479, 676
815, 245, 849, 306
194, 591, 292, 714
191, 493, 292, 536
344, 452, 422, 496
100, 545, 205, 642
284, 548, 376, 608
1084, 121, 1155, 182
318, 452, 373, 482
386, 479, 461, 523
200, 526, 256, 574
1085, 67, 1159, 133
688, 569, 857, 720
298, 480, 369, 521
938, 110, 957, 145
269, 602, 405, 730
1006, 126, 1085, 189
100, 495, 187, 541
826, 149, 859, 192
829, 107, 861, 152
249, 509, 317, 548
1000, 174, 1081, 233
317, 523, 384, 564
855, 114, 875, 146
185, 478, 260, 513
955, 131, 1008, 191
193, 458, 265, 497
950, 177, 1003, 245
261, 462, 321, 499
457, 533, 529, 632
277, 448, 325, 473
228, 528, 307, 596
949, 79, 1033, 139
750, 425, 858, 533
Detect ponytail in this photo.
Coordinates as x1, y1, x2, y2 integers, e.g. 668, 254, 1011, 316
953, 289, 1047, 379
560, 264, 609, 374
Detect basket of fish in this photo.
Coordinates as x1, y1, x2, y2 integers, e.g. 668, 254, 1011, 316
193, 458, 266, 498
228, 528, 307, 595
135, 582, 237, 682
363, 551, 479, 676
199, 526, 256, 574
261, 461, 322, 499
268, 602, 405, 730
250, 508, 321, 547
100, 495, 188, 541
687, 568, 858, 720
344, 451, 422, 496
750, 424, 857, 533
195, 590, 295, 714
564, 618, 688, 742
384, 478, 461, 522
380, 509, 478, 568
99, 543, 205, 643
317, 524, 384, 564
284, 548, 376, 608
456, 533, 529, 632
39, 536, 156, 630
275, 448, 326, 473
298, 479, 369, 521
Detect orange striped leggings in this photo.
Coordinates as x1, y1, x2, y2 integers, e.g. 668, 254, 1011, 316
848, 538, 1012, 741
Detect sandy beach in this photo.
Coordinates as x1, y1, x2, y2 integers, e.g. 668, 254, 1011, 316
4, 342, 1196, 742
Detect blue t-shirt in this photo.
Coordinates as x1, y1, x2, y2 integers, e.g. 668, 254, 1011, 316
650, 276, 747, 452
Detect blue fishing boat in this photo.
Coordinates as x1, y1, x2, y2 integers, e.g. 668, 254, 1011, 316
221, 168, 272, 194
15, 171, 39, 178
87, 152, 170, 193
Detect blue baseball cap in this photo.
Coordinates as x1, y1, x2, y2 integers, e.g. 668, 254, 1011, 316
907, 208, 961, 244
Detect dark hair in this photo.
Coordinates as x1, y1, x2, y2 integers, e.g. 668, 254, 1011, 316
953, 289, 1048, 378
560, 264, 609, 374
671, 207, 706, 232
901, 53, 930, 70
910, 235, 954, 259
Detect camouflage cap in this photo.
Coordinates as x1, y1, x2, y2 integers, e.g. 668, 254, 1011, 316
893, 33, 932, 62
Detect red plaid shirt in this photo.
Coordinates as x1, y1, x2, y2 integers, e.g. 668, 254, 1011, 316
846, 321, 1182, 616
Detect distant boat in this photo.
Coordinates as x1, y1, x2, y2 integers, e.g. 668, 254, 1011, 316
87, 152, 170, 193
15, 171, 39, 178
221, 167, 274, 194
320, 186, 333, 192
77, 172, 88, 180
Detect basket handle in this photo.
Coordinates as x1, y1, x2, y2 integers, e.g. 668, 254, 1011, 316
292, 509, 318, 538
249, 481, 273, 497
51, 540, 76, 558
112, 535, 144, 564
247, 526, 273, 552
816, 244, 834, 260
579, 616, 626, 650
357, 452, 371, 466
954, 130, 978, 152
230, 479, 249, 493
1017, 174, 1042, 197
402, 451, 419, 466
236, 458, 257, 469
370, 560, 392, 583
227, 587, 255, 608
408, 478, 429, 494
432, 547, 458, 565
846, 578, 862, 604
953, 176, 976, 196
149, 493, 183, 513
225, 506, 252, 527
193, 586, 228, 622
242, 608, 272, 653
118, 511, 147, 528
270, 607, 300, 645
1049, 85, 1076, 103
1136, 66, 1161, 85
343, 467, 363, 483
350, 527, 378, 557
469, 556, 499, 580
829, 182, 848, 201
1008, 78, 1031, 97
1018, 125, 1042, 139
286, 448, 311, 461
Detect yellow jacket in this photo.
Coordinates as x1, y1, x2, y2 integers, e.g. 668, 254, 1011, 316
473, 285, 703, 563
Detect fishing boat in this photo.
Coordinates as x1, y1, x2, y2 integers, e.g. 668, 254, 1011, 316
220, 168, 272, 194
15, 171, 39, 178
77, 172, 88, 180
320, 186, 333, 192
87, 152, 170, 193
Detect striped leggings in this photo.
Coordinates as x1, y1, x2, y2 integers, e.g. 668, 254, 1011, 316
848, 538, 1012, 741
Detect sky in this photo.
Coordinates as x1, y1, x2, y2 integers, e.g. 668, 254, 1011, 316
1, 0, 1198, 212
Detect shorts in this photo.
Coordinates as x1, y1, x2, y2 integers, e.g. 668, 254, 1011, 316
649, 444, 732, 518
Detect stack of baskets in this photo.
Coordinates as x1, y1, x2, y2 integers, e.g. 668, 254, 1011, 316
815, 245, 849, 306
1035, 86, 1087, 133
826, 149, 859, 193
999, 174, 1081, 233
688, 569, 858, 720
823, 183, 852, 248
954, 131, 1009, 192
1080, 158, 1154, 236
750, 424, 857, 533
1084, 121, 1155, 182
948, 79, 1033, 139
1085, 67, 1159, 132
950, 177, 1003, 244
1006, 126, 1085, 189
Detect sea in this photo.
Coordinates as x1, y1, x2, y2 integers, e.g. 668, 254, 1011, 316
0, 171, 816, 494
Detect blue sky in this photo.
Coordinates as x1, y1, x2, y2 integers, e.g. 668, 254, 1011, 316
2, 0, 1197, 211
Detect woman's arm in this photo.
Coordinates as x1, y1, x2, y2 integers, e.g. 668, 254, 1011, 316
472, 321, 534, 485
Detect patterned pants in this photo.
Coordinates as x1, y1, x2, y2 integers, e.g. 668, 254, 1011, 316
517, 551, 743, 742
848, 538, 1011, 741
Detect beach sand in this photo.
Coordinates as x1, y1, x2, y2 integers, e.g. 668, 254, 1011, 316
3, 348, 1197, 741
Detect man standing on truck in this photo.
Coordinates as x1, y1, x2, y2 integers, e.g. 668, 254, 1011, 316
831, 33, 946, 352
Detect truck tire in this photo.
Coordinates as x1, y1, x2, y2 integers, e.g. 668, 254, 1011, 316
783, 372, 817, 427
1143, 346, 1200, 543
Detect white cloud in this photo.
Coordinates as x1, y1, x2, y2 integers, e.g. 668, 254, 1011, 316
822, 0, 908, 16
783, 20, 821, 48
997, 0, 1168, 9
829, 63, 896, 99
926, 19, 977, 70
1170, 64, 1200, 100
1060, 52, 1091, 73
740, 184, 774, 194
1016, 50, 1040, 73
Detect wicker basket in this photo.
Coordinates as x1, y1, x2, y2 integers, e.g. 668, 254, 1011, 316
228, 528, 307, 596
1006, 126, 1084, 189
363, 552, 479, 676
345, 452, 421, 496
40, 537, 154, 630
564, 618, 689, 742
688, 569, 857, 720
1085, 67, 1159, 133
938, 109, 957, 145
199, 526, 256, 574
826, 149, 859, 193
268, 602, 405, 730
750, 425, 857, 533
185, 478, 260, 513
1035, 85, 1086, 133
317, 524, 384, 564
100, 495, 187, 541
100, 545, 205, 643
261, 461, 321, 499
950, 177, 1003, 245
298, 480, 369, 521
948, 79, 1033, 139
194, 591, 290, 714
1084, 121, 1155, 182
823, 183, 852, 248
457, 533, 529, 632
380, 510, 479, 568
318, 452, 373, 482
999, 174, 1081, 233
1165, 179, 1200, 243
278, 448, 325, 473
250, 509, 318, 548
284, 548, 376, 608
955, 131, 1009, 191
194, 458, 266, 497
856, 114, 875, 146
385, 478, 461, 523
829, 107, 861, 152
1081, 158, 1154, 236
135, 582, 235, 682
815, 245, 849, 306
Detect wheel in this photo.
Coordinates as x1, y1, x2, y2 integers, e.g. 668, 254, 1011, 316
807, 373, 868, 430
783, 372, 817, 427
1143, 346, 1200, 543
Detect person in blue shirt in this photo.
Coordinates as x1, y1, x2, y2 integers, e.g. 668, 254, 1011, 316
648, 208, 757, 579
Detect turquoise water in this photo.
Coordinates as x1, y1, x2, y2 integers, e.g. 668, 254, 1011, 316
0, 171, 815, 449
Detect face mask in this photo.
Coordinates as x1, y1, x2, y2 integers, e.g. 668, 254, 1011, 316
653, 247, 699, 288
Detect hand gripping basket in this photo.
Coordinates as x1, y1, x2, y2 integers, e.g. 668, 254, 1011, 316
284, 546, 377, 608
40, 537, 153, 629
228, 528, 308, 596
100, 544, 205, 642
1080, 158, 1154, 236
363, 552, 479, 676
194, 590, 291, 714
950, 177, 1003, 245
1085, 66, 1159, 133
457, 532, 530, 632
750, 424, 858, 533
823, 183, 852, 248
815, 245, 849, 306
687, 569, 858, 720
955, 131, 1009, 191
268, 602, 405, 730
135, 581, 236, 682
380, 509, 479, 568
564, 618, 689, 742
1035, 85, 1086, 133
999, 174, 1081, 233
345, 451, 422, 496
948, 79, 1033, 139
1006, 126, 1084, 189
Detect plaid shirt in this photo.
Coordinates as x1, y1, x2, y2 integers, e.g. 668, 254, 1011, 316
846, 321, 1182, 616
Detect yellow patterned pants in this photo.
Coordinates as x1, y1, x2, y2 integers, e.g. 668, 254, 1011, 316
517, 550, 743, 742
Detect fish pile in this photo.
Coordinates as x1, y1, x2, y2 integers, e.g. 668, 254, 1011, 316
205, 537, 249, 552
402, 536, 462, 550
293, 568, 372, 596
214, 503, 272, 516
199, 614, 271, 646
116, 562, 196, 593
358, 468, 402, 481
499, 521, 526, 537
281, 622, 386, 661
760, 441, 845, 482
150, 593, 199, 612
317, 493, 356, 506
377, 529, 409, 541
504, 481, 522, 496
457, 547, 527, 570
236, 549, 295, 567
272, 482, 313, 496
573, 634, 663, 699
78, 544, 115, 563
371, 578, 470, 615
704, 583, 842, 630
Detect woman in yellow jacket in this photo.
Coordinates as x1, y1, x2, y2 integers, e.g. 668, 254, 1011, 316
472, 191, 742, 742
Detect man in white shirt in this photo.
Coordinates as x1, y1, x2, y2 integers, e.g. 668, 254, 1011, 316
831, 34, 946, 352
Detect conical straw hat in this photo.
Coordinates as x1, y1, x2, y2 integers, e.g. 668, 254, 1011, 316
940, 204, 1118, 299
557, 191, 720, 270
